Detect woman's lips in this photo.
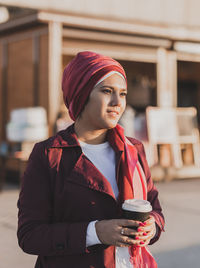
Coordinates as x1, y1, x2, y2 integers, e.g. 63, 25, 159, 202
107, 110, 120, 117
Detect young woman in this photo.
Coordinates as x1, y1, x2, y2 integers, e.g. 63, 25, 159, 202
17, 51, 164, 268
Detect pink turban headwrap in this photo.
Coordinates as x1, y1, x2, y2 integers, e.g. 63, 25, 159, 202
62, 51, 127, 121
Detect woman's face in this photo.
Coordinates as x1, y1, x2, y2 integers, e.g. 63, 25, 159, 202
79, 73, 127, 130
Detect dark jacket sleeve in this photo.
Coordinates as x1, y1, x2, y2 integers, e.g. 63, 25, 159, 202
131, 139, 165, 244
17, 142, 90, 256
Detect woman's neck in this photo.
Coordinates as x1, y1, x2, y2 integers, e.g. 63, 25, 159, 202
74, 121, 108, 144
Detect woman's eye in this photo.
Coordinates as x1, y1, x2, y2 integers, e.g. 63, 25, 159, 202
120, 92, 127, 97
102, 89, 112, 94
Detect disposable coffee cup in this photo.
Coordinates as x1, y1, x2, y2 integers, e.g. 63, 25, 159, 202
122, 199, 152, 223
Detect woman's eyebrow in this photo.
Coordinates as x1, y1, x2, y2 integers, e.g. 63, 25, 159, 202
100, 85, 127, 91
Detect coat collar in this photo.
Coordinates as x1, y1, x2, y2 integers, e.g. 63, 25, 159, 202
47, 124, 140, 150
47, 124, 80, 149
47, 123, 128, 150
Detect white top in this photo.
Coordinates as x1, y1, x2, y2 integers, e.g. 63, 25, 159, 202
78, 139, 118, 247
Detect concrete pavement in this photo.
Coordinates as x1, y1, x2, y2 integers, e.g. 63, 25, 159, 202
0, 184, 36, 268
151, 178, 200, 267
0, 178, 200, 268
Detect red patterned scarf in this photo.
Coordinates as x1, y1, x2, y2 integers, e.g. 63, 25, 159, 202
108, 124, 157, 268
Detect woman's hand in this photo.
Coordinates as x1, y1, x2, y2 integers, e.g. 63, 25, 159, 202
95, 219, 141, 247
136, 216, 156, 247
95, 216, 156, 247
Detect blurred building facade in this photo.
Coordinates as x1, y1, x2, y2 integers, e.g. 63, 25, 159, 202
0, 1, 200, 158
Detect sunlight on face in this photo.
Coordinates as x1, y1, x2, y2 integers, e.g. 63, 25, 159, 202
80, 73, 127, 130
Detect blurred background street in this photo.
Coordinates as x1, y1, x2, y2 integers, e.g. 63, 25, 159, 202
1, 178, 200, 268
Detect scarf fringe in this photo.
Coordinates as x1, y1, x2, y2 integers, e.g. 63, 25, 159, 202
129, 246, 157, 268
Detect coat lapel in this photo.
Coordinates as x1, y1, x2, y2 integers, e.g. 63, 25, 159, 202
67, 152, 116, 200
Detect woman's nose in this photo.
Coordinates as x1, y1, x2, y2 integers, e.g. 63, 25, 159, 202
110, 93, 121, 106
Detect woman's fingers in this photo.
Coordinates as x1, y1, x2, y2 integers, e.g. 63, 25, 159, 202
139, 224, 153, 232
123, 217, 156, 247
138, 239, 151, 247
138, 226, 155, 247
136, 222, 156, 247
138, 229, 154, 240
120, 227, 137, 237
119, 219, 140, 228
144, 215, 155, 225
117, 235, 141, 247
137, 217, 156, 233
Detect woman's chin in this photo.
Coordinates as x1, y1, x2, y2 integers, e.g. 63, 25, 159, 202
104, 120, 119, 129
93, 118, 119, 130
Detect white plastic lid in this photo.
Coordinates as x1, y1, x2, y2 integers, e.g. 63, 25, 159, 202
122, 199, 152, 213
